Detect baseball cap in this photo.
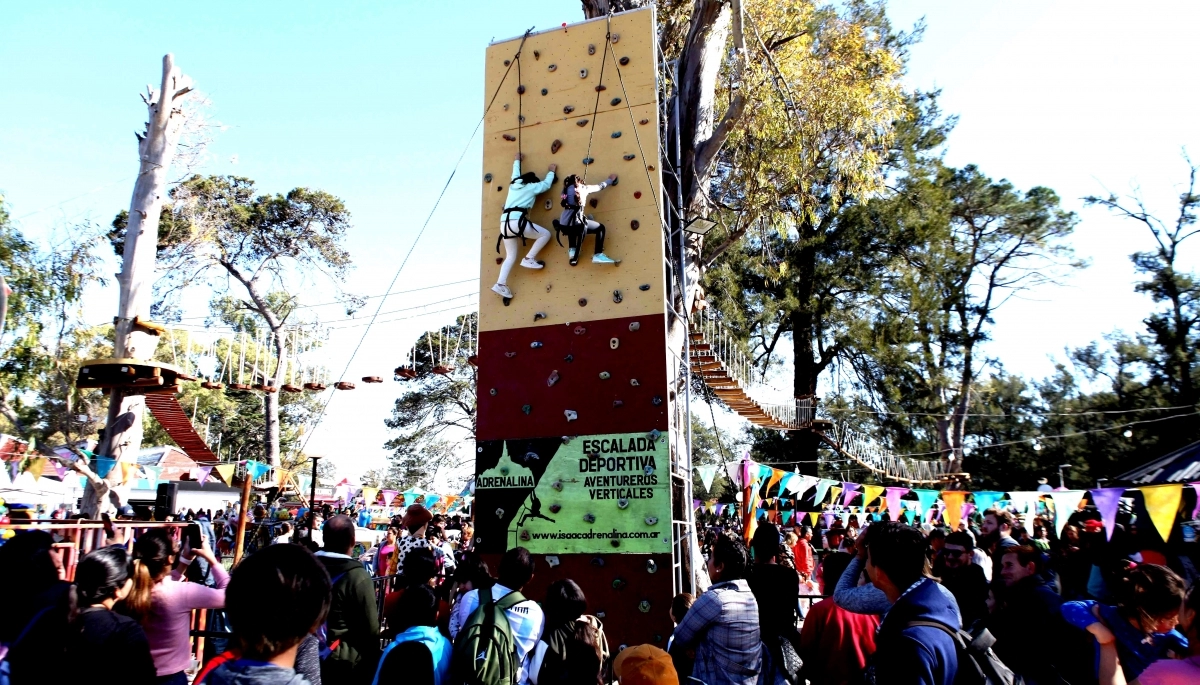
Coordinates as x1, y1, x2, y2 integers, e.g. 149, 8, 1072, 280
613, 644, 677, 685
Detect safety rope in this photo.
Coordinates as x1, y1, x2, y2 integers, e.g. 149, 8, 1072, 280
581, 14, 613, 184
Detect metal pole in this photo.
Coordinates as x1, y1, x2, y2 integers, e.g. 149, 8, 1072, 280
309, 456, 321, 536
672, 58, 696, 594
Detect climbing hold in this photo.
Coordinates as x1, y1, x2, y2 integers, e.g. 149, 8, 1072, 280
546, 556, 562, 569
647, 165, 655, 170
489, 388, 497, 396
610, 176, 618, 185
588, 198, 598, 208
548, 63, 557, 71
639, 118, 649, 125
634, 191, 642, 199
505, 351, 517, 358
503, 134, 516, 141
629, 321, 640, 331
611, 33, 620, 44
623, 154, 636, 161
612, 578, 627, 590
578, 298, 588, 307
548, 503, 561, 514
551, 139, 562, 154
639, 284, 651, 291
546, 284, 552, 292
630, 378, 639, 386
630, 220, 640, 230
552, 480, 563, 491
522, 404, 531, 414
613, 400, 623, 408
544, 199, 552, 210
563, 105, 574, 114
613, 290, 622, 303
611, 131, 622, 138
484, 172, 493, 182
546, 370, 560, 387
617, 498, 630, 509
638, 600, 651, 613
620, 56, 630, 66
524, 451, 540, 462
530, 341, 543, 348
611, 97, 622, 106
564, 354, 573, 362
503, 103, 509, 110
504, 59, 511, 66
599, 371, 611, 380
644, 464, 655, 476
579, 68, 588, 78
540, 88, 548, 95
610, 539, 620, 548
561, 435, 571, 444
594, 85, 607, 92
534, 312, 546, 321
645, 516, 658, 526
519, 529, 531, 541
588, 44, 596, 55
591, 557, 605, 567
576, 119, 589, 127
582, 157, 594, 165
574, 325, 587, 335
652, 396, 663, 406
499, 466, 509, 476
519, 115, 525, 123
583, 512, 595, 523
649, 429, 661, 440
503, 297, 511, 305
497, 186, 503, 192
610, 338, 620, 350
495, 508, 505, 518
533, 50, 540, 60
517, 85, 526, 94
646, 559, 658, 574
564, 409, 578, 422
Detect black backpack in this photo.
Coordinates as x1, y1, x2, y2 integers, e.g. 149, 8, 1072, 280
905, 621, 1022, 685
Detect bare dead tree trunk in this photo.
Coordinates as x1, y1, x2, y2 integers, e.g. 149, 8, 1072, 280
89, 55, 193, 517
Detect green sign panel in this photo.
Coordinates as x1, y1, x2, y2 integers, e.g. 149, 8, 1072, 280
475, 432, 671, 554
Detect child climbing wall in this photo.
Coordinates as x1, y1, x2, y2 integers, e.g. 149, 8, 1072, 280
474, 6, 675, 652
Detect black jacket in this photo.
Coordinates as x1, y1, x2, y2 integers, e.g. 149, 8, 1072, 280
939, 565, 990, 629
318, 554, 381, 685
988, 575, 1093, 685
64, 608, 157, 685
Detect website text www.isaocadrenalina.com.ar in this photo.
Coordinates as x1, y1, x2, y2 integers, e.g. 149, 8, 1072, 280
530, 529, 661, 540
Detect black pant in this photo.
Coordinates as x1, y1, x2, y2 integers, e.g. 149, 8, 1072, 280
567, 221, 605, 257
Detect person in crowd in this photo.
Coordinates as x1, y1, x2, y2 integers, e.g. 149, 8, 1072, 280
530, 579, 609, 685
793, 526, 815, 581
747, 522, 801, 684
1138, 582, 1200, 684
392, 503, 434, 577
980, 508, 1020, 580
670, 533, 762, 685
938, 531, 990, 629
0, 530, 72, 683
198, 544, 331, 685
373, 526, 398, 577
273, 521, 293, 546
864, 521, 959, 685
449, 546, 545, 685
614, 644, 679, 685
927, 528, 948, 575
491, 153, 557, 299
1063, 564, 1188, 682
316, 514, 381, 685
382, 548, 448, 638
372, 585, 451, 685
668, 593, 696, 678
61, 546, 156, 685
825, 527, 846, 553
798, 552, 880, 685
127, 527, 229, 684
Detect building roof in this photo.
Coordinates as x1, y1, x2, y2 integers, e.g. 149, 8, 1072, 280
1116, 440, 1200, 484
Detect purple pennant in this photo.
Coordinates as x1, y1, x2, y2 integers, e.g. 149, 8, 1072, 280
715, 503, 726, 517
885, 487, 909, 522
1090, 487, 1126, 541
961, 502, 976, 520
693, 499, 701, 511
821, 512, 835, 529
841, 482, 860, 506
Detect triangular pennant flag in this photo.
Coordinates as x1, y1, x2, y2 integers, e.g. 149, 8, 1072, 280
808, 512, 820, 526
381, 490, 398, 507
693, 498, 702, 511
941, 491, 967, 531
840, 482, 859, 506
195, 466, 213, 485
275, 468, 293, 488
821, 512, 835, 529
697, 465, 718, 492
244, 461, 270, 480
1138, 484, 1183, 543
1049, 490, 1086, 537
423, 495, 441, 509
962, 502, 975, 520
972, 491, 1004, 513
812, 479, 836, 506
27, 457, 47, 480
787, 475, 819, 498
715, 503, 726, 517
838, 513, 850, 528
885, 487, 909, 522
93, 458, 116, 479
782, 511, 793, 525
403, 491, 416, 507
9, 460, 21, 480
913, 489, 940, 518
862, 485, 885, 508
143, 465, 162, 489
765, 469, 785, 497
214, 463, 237, 484
1007, 492, 1043, 537
53, 462, 70, 480
117, 461, 138, 484
756, 508, 767, 521
361, 487, 379, 504
829, 486, 843, 506
443, 495, 459, 511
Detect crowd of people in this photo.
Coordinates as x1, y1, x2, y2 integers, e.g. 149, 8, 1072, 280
2, 499, 1199, 685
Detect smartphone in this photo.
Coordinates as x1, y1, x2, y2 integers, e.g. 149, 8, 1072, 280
186, 523, 203, 549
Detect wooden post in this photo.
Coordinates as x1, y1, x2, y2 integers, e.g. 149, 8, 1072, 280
233, 470, 253, 565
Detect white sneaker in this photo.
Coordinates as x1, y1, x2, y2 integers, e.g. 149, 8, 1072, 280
568, 248, 578, 260
520, 257, 545, 269
491, 283, 513, 298
592, 253, 619, 265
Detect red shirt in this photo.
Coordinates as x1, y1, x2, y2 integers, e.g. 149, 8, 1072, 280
793, 540, 814, 576
798, 597, 879, 685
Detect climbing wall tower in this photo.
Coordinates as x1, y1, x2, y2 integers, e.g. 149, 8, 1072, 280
473, 7, 676, 649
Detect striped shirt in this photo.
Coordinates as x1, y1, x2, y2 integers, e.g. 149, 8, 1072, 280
671, 578, 763, 685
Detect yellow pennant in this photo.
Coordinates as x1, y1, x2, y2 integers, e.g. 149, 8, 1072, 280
862, 485, 885, 507
214, 463, 237, 484
1138, 484, 1183, 543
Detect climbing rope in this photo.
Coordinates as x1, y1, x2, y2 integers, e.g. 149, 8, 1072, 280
581, 14, 613, 184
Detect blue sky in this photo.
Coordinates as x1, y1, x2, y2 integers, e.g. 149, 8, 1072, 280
2, 1, 1198, 485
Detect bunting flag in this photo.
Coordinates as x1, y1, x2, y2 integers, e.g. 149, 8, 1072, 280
862, 485, 885, 508
93, 458, 116, 479
885, 487, 909, 522
1049, 490, 1086, 537
973, 491, 1004, 513
214, 463, 237, 484
295, 473, 312, 495
142, 465, 162, 489
693, 498, 702, 511
942, 491, 967, 530
840, 483, 859, 506
962, 503, 976, 520
443, 495, 460, 511
812, 479, 836, 506
787, 475, 819, 498
244, 461, 270, 481
838, 513, 850, 528
403, 491, 416, 507
53, 462, 71, 480
829, 486, 843, 507
27, 457, 47, 480
381, 490, 399, 507
1089, 487, 1124, 541
274, 469, 292, 488
117, 461, 138, 484
821, 512, 834, 529
1138, 484, 1183, 543
362, 487, 379, 504
765, 469, 785, 497
807, 512, 820, 526
9, 459, 20, 480
782, 511, 793, 525
715, 503, 726, 517
756, 508, 767, 521
1007, 492, 1043, 536
423, 494, 441, 510
913, 489, 940, 518
697, 465, 718, 492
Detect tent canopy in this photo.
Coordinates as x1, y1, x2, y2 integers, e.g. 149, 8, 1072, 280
1117, 440, 1200, 484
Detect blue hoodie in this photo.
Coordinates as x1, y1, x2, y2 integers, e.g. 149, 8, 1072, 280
870, 579, 960, 685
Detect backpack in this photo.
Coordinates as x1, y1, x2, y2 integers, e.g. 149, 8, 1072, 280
316, 572, 349, 660
0, 606, 52, 685
452, 590, 527, 685
906, 621, 1022, 685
